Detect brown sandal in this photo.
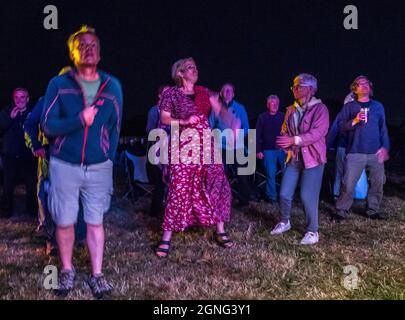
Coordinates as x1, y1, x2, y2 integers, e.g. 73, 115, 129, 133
214, 232, 234, 248
155, 240, 171, 258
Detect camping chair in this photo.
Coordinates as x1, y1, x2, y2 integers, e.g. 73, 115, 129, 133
123, 150, 154, 203
253, 158, 283, 199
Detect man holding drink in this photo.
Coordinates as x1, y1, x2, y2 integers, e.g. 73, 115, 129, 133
333, 75, 390, 221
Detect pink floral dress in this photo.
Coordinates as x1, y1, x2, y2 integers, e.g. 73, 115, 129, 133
158, 86, 231, 232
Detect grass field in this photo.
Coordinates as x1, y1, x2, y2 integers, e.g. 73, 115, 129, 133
0, 167, 404, 300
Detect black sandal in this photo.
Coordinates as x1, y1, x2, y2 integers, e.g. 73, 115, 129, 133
214, 232, 234, 248
155, 240, 171, 258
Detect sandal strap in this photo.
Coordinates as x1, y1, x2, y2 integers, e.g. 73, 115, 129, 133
220, 238, 232, 244
216, 232, 228, 237
159, 240, 171, 245
156, 247, 170, 253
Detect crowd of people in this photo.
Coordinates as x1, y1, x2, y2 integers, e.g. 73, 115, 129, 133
0, 25, 391, 299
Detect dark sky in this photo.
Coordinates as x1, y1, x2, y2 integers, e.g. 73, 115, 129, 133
1, 0, 404, 135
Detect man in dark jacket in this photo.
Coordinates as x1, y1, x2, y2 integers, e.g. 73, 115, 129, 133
41, 25, 123, 299
0, 88, 37, 218
255, 94, 286, 203
334, 76, 390, 221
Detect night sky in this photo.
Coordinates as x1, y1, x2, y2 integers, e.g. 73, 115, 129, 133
1, 0, 404, 135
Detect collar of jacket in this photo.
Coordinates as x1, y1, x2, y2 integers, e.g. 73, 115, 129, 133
67, 68, 110, 86
293, 97, 322, 112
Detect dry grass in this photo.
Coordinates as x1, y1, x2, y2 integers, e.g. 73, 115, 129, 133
0, 168, 404, 300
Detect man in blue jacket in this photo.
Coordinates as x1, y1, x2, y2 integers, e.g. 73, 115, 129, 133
41, 25, 123, 299
333, 76, 389, 221
209, 83, 252, 207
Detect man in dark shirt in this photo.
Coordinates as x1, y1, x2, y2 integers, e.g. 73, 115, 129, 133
256, 95, 286, 203
0, 88, 37, 218
334, 76, 390, 221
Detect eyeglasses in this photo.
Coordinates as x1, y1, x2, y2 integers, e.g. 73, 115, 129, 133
290, 85, 310, 91
356, 81, 370, 87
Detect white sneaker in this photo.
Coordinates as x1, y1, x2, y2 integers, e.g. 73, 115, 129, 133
270, 221, 291, 235
300, 232, 319, 245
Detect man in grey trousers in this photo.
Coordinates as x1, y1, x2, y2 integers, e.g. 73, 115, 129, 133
333, 76, 390, 221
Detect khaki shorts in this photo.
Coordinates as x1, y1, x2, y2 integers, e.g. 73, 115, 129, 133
48, 157, 113, 226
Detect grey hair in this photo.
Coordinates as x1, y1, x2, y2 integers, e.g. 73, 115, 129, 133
266, 94, 280, 102
293, 73, 318, 91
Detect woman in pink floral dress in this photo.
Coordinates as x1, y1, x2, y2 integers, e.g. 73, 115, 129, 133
155, 57, 233, 257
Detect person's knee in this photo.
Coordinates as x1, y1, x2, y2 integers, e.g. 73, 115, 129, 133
87, 222, 103, 227
369, 170, 385, 185
56, 224, 75, 233
300, 191, 314, 207
86, 223, 104, 232
341, 176, 357, 193
280, 187, 293, 201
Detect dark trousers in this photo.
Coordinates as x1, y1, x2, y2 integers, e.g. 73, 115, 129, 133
336, 153, 385, 216
222, 149, 252, 204
263, 150, 286, 200
148, 163, 166, 215
2, 154, 37, 216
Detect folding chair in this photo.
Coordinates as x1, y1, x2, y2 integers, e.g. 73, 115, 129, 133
123, 150, 154, 203
254, 158, 283, 198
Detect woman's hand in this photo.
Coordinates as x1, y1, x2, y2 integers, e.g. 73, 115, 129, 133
276, 135, 294, 149
209, 92, 222, 116
187, 115, 200, 126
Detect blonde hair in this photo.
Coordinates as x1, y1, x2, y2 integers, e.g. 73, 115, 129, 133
67, 25, 99, 55
171, 57, 195, 86
58, 66, 72, 76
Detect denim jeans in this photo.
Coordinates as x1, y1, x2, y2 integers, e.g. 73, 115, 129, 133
333, 147, 346, 198
263, 150, 286, 200
279, 161, 325, 233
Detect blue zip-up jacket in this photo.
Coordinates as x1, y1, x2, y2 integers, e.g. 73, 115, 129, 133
41, 69, 123, 165
208, 100, 249, 150
338, 99, 390, 154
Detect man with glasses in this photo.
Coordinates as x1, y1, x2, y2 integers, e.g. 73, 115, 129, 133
333, 76, 390, 221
